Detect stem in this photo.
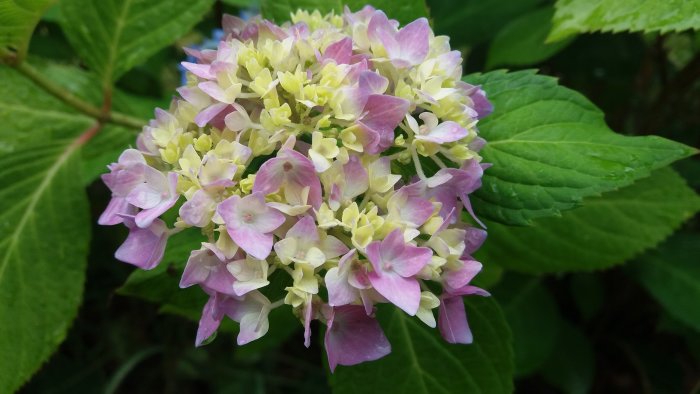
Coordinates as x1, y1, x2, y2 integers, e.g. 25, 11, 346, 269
73, 122, 103, 147
431, 155, 447, 169
411, 147, 427, 180
270, 299, 286, 309
329, 227, 353, 246
15, 62, 147, 129
358, 191, 372, 210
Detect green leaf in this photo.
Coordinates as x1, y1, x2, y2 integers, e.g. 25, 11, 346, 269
331, 297, 513, 394
548, 0, 700, 43
628, 233, 700, 332
0, 138, 90, 392
59, 0, 214, 87
431, 0, 543, 47
486, 7, 574, 68
261, 0, 338, 22
0, 64, 92, 151
0, 62, 153, 185
465, 70, 696, 225
344, 0, 427, 25
0, 0, 56, 63
221, 0, 259, 8
261, 0, 428, 25
492, 274, 562, 377
540, 321, 595, 394
477, 167, 700, 273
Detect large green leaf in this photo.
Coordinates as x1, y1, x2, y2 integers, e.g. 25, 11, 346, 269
477, 167, 700, 273
492, 274, 562, 377
430, 0, 544, 47
628, 234, 700, 332
0, 139, 90, 392
486, 7, 574, 68
465, 70, 696, 225
0, 64, 92, 150
261, 0, 428, 25
59, 0, 214, 87
548, 0, 700, 43
331, 297, 513, 394
0, 0, 55, 63
0, 62, 154, 185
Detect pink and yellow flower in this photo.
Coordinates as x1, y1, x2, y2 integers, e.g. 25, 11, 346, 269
100, 5, 492, 371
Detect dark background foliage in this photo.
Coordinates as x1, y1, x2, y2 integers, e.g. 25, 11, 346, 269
6, 0, 699, 393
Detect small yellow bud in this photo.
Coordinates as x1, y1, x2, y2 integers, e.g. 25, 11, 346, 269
194, 134, 212, 152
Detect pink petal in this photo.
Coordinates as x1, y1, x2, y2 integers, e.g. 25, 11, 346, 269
194, 103, 229, 127
98, 197, 135, 225
198, 81, 230, 103
134, 194, 178, 228
360, 94, 409, 153
126, 183, 161, 209
115, 218, 168, 270
342, 155, 369, 199
304, 300, 313, 348
443, 260, 483, 290
286, 216, 319, 242
324, 305, 391, 372
181, 62, 214, 79
438, 296, 472, 344
464, 227, 488, 255
252, 157, 285, 196
359, 71, 388, 94
368, 269, 421, 315
325, 267, 357, 306
323, 37, 353, 64
368, 11, 398, 55
179, 189, 214, 227
395, 18, 429, 66
421, 121, 468, 143
196, 295, 223, 346
180, 249, 212, 288
394, 244, 432, 278
230, 226, 274, 260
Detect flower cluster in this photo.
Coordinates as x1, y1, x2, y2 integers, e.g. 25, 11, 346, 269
100, 6, 493, 371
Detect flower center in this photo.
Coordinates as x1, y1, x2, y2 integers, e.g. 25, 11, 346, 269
282, 162, 293, 172
242, 212, 254, 223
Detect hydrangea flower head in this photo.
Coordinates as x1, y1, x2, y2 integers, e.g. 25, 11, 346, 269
100, 6, 493, 371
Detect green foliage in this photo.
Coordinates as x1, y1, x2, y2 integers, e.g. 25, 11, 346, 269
0, 0, 55, 63
570, 274, 604, 321
430, 0, 543, 47
478, 167, 700, 273
486, 7, 574, 68
59, 0, 214, 87
465, 70, 696, 225
492, 274, 563, 377
331, 297, 513, 394
0, 0, 698, 392
0, 65, 92, 149
0, 62, 152, 185
629, 234, 700, 332
0, 139, 90, 392
261, 0, 428, 24
549, 0, 700, 42
540, 321, 595, 394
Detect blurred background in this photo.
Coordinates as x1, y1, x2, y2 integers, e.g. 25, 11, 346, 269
19, 0, 700, 393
